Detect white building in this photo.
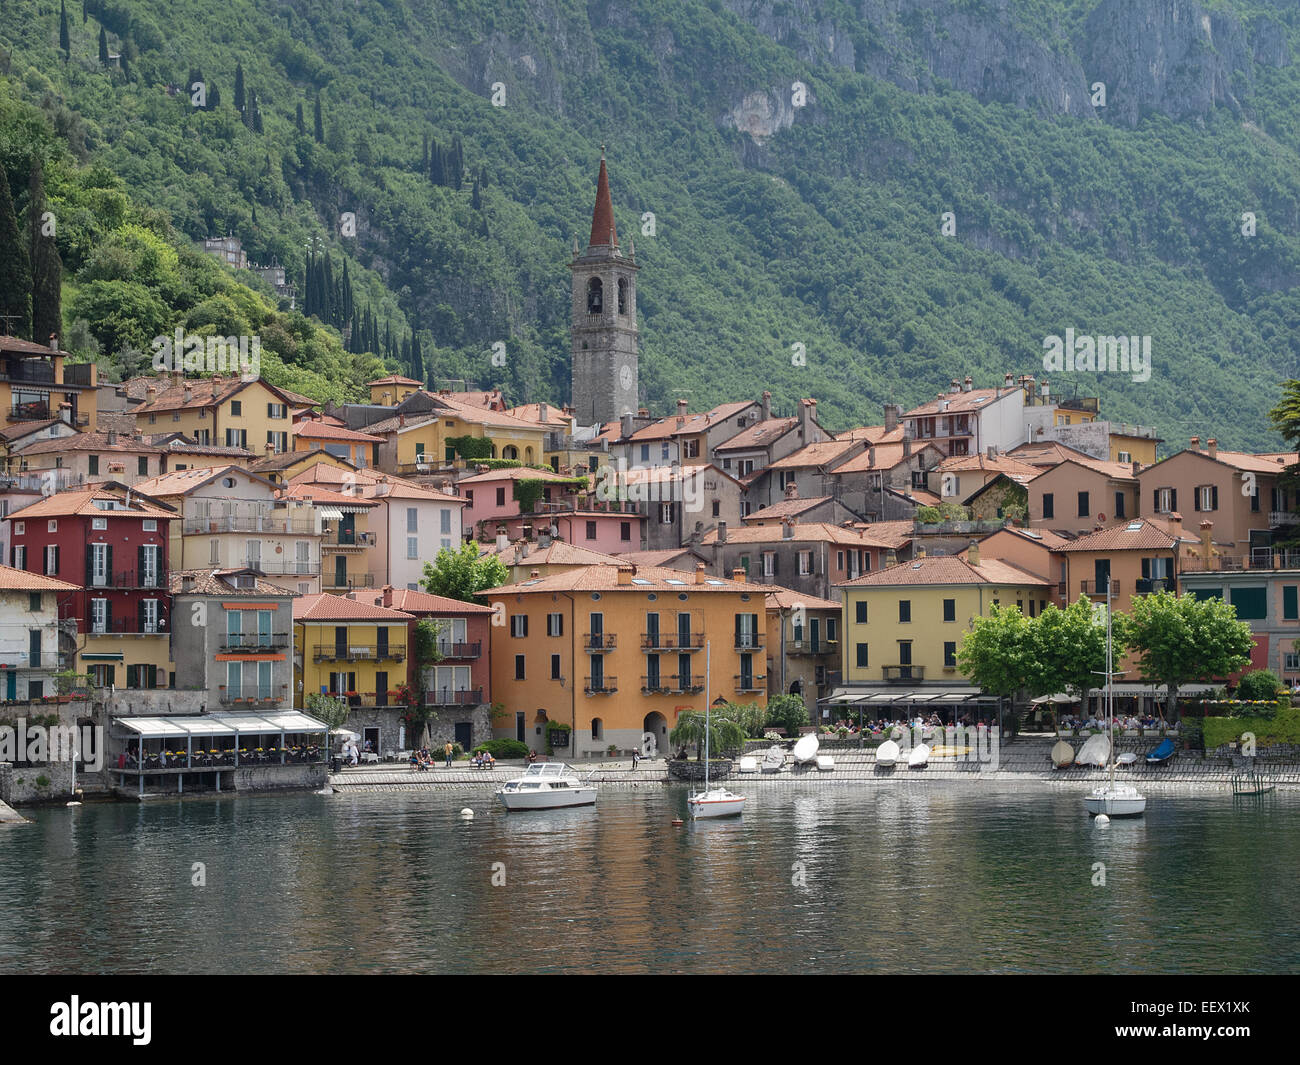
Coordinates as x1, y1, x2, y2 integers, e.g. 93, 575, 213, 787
0, 564, 78, 702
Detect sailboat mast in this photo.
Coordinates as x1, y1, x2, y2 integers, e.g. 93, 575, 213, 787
704, 640, 711, 791
1107, 578, 1115, 787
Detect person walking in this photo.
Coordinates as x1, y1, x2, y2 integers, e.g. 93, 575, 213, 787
631, 746, 640, 770
444, 740, 453, 768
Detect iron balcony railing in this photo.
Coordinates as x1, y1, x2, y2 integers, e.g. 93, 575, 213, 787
734, 634, 763, 650
248, 560, 321, 577
322, 530, 375, 548
584, 675, 618, 695
1080, 580, 1120, 596
584, 633, 617, 652
640, 633, 705, 651
86, 569, 169, 589
882, 665, 924, 683
734, 674, 766, 692
1133, 579, 1169, 595
86, 620, 170, 636
435, 641, 481, 659
423, 688, 483, 706
323, 572, 375, 588
312, 643, 406, 663
219, 633, 291, 652
183, 516, 319, 534
1180, 550, 1300, 573
640, 675, 703, 695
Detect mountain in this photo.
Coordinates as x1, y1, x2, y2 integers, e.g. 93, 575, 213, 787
2, 0, 1299, 447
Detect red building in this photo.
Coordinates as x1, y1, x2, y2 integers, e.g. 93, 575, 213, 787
5, 486, 177, 687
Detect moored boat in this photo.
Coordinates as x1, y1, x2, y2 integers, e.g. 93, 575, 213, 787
1145, 737, 1175, 764
496, 763, 597, 810
1051, 740, 1076, 769
1084, 783, 1146, 817
792, 733, 819, 765
907, 743, 930, 769
875, 739, 900, 767
687, 787, 747, 819
1075, 733, 1111, 768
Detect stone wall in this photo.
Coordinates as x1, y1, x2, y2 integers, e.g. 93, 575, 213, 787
0, 759, 75, 804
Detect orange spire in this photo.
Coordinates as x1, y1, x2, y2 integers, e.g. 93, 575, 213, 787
588, 152, 618, 249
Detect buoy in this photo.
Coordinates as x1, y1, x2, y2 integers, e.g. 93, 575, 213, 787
1095, 813, 1110, 826
459, 808, 474, 820
66, 801, 82, 807
671, 818, 684, 825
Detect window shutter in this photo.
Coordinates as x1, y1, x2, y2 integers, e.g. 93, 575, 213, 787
85, 543, 92, 582
1211, 485, 1218, 510
1141, 558, 1150, 579
52, 546, 59, 575
1170, 489, 1177, 513
106, 544, 113, 584
772, 553, 780, 576
138, 600, 146, 633
138, 545, 145, 584
126, 664, 137, 689
105, 600, 113, 631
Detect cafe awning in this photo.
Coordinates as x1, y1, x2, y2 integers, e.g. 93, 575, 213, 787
114, 710, 330, 740
822, 687, 996, 706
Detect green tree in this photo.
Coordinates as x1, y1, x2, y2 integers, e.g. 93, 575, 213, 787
28, 159, 63, 345
420, 542, 507, 603
765, 693, 810, 735
313, 95, 324, 143
1236, 669, 1283, 702
1117, 590, 1255, 719
1030, 597, 1108, 721
1269, 380, 1300, 451
59, 1, 71, 59
98, 25, 108, 65
295, 101, 305, 134
669, 710, 747, 759
0, 173, 31, 338
956, 604, 1036, 733
306, 692, 351, 738
234, 61, 245, 114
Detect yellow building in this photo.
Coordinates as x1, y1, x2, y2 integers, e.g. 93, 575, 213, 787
130, 374, 299, 455
367, 394, 549, 475
836, 548, 1052, 719
368, 375, 423, 406
0, 336, 99, 431
293, 593, 414, 750
284, 482, 380, 593
482, 563, 766, 757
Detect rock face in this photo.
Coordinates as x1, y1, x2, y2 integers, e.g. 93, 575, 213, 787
721, 88, 801, 143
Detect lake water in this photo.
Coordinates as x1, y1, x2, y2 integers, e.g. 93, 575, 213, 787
1, 783, 1296, 974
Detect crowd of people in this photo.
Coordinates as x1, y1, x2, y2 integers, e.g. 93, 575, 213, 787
1057, 713, 1165, 731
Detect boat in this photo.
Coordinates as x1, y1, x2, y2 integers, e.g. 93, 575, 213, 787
1084, 581, 1145, 818
1144, 737, 1175, 764
1232, 768, 1275, 797
1075, 733, 1111, 767
1116, 752, 1138, 766
496, 763, 597, 810
760, 746, 785, 773
687, 641, 746, 820
875, 739, 900, 767
792, 733, 819, 765
907, 743, 930, 769
1051, 740, 1076, 769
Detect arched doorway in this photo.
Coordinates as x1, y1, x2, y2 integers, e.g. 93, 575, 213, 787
643, 711, 667, 758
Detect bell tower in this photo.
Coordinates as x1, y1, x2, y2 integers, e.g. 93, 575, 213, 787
570, 150, 638, 425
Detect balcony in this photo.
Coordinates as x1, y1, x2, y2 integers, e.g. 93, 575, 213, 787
734, 635, 764, 651
86, 569, 168, 590
1180, 550, 1300, 573
1079, 580, 1120, 597
584, 633, 617, 652
423, 688, 483, 706
218, 693, 281, 708
323, 572, 374, 590
8, 401, 50, 422
247, 560, 321, 577
183, 516, 319, 535
312, 643, 406, 663
640, 633, 705, 651
1133, 579, 1169, 595
584, 675, 618, 695
218, 633, 291, 653
86, 620, 169, 637
435, 641, 481, 659
882, 665, 924, 683
734, 674, 766, 692
0, 650, 67, 670
640, 675, 672, 695
322, 530, 375, 550
787, 640, 829, 656
1270, 511, 1299, 527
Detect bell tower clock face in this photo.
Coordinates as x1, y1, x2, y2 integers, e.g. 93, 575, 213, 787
619, 364, 633, 392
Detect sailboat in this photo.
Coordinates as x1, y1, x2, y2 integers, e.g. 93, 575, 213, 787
686, 641, 746, 819
1084, 580, 1146, 818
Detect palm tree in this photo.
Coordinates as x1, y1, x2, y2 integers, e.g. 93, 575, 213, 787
669, 710, 747, 760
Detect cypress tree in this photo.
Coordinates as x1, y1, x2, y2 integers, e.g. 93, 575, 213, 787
421, 132, 429, 173
450, 135, 464, 190
384, 319, 393, 359
429, 138, 443, 185
28, 160, 62, 345
341, 260, 353, 328
410, 331, 423, 381
295, 102, 304, 134
0, 174, 32, 338
234, 62, 245, 113
98, 25, 108, 65
251, 94, 263, 133
59, 2, 70, 59
81, 0, 87, 24
313, 96, 324, 143
471, 176, 481, 211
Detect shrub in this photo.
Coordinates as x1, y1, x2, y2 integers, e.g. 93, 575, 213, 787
472, 739, 529, 759
916, 506, 940, 524
1236, 670, 1284, 702
765, 694, 809, 736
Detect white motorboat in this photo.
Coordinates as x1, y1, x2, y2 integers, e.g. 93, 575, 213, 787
907, 743, 930, 769
1084, 582, 1145, 818
496, 763, 597, 810
875, 739, 900, 767
687, 641, 746, 819
1076, 733, 1111, 767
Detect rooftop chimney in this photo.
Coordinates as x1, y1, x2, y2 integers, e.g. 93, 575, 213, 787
1190, 436, 1200, 449
868, 445, 877, 468
677, 398, 688, 415
496, 530, 509, 552
529, 568, 540, 579
883, 403, 900, 432
637, 407, 649, 418
620, 412, 634, 439
381, 584, 394, 609
180, 575, 196, 593
950, 379, 961, 394
762, 391, 772, 421
1206, 438, 1218, 460
798, 398, 816, 431
694, 562, 706, 584
987, 445, 997, 460
784, 482, 798, 500
717, 520, 727, 543
618, 566, 633, 585
964, 376, 974, 392
781, 517, 795, 540
1040, 379, 1049, 398
539, 405, 548, 423
49, 334, 59, 352
902, 427, 912, 458
1003, 373, 1013, 388
58, 402, 72, 426
731, 567, 745, 583
107, 430, 117, 446
520, 539, 531, 558
1166, 511, 1183, 539
966, 539, 980, 565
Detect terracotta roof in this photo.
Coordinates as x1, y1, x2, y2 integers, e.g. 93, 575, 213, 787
0, 336, 61, 356
0, 418, 62, 442
486, 564, 753, 596
277, 387, 319, 408
293, 592, 415, 622
483, 540, 624, 568
97, 411, 141, 435
838, 425, 905, 444
7, 487, 176, 521
130, 377, 246, 414
249, 450, 355, 473
1056, 518, 1179, 552
849, 521, 915, 549
768, 439, 858, 470
1040, 456, 1142, 481
132, 465, 272, 498
616, 463, 741, 488
902, 489, 942, 506
833, 441, 941, 474
506, 402, 574, 425
762, 583, 842, 611
292, 420, 378, 443
289, 462, 463, 503
282, 483, 379, 508
935, 453, 1041, 478
612, 548, 711, 567
15, 430, 161, 456
1008, 441, 1098, 467
150, 436, 257, 459
743, 496, 833, 521
904, 387, 1013, 418
457, 466, 580, 485
367, 375, 422, 387
838, 555, 1050, 588
588, 157, 618, 247
169, 569, 293, 596
423, 393, 545, 431
359, 411, 441, 436
626, 402, 755, 442
713, 417, 798, 452
0, 563, 79, 592
352, 588, 494, 614
1195, 449, 1297, 474
701, 521, 894, 549
984, 526, 1075, 551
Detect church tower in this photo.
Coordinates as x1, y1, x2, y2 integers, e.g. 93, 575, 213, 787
570, 152, 638, 425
